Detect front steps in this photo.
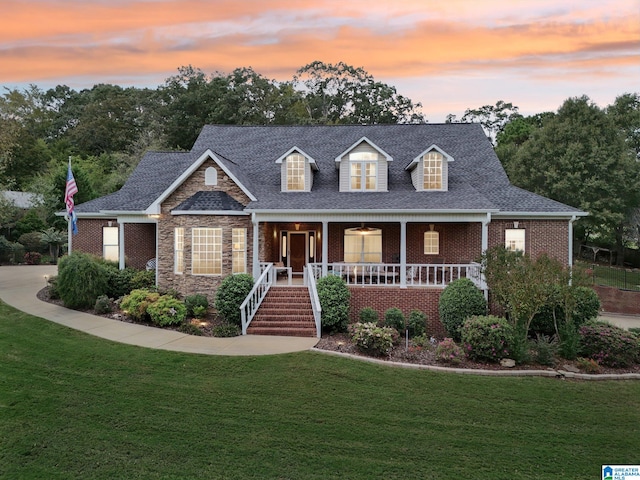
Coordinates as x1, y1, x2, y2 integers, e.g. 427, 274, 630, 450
247, 287, 317, 337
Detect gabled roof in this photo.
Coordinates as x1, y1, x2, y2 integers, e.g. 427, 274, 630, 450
405, 144, 455, 171
334, 136, 393, 163
275, 147, 319, 171
75, 124, 584, 217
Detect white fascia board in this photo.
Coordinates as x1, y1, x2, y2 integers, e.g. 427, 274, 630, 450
405, 144, 454, 171
145, 149, 256, 214
247, 208, 498, 215
171, 210, 249, 216
275, 146, 319, 171
493, 211, 588, 219
334, 136, 393, 163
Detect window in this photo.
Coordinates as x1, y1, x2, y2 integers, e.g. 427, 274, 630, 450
192, 228, 222, 275
103, 226, 119, 262
424, 231, 439, 255
423, 151, 443, 190
232, 228, 246, 274
286, 153, 305, 191
174, 227, 184, 274
505, 229, 525, 252
344, 227, 382, 263
349, 152, 377, 191
205, 167, 217, 186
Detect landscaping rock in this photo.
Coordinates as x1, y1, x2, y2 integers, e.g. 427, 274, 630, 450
562, 364, 580, 373
500, 359, 516, 368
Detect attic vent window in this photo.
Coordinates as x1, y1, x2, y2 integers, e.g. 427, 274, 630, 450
205, 167, 217, 186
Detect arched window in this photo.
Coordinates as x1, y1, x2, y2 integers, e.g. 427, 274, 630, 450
205, 167, 217, 186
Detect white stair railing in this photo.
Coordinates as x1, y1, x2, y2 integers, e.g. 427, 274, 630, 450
240, 263, 275, 335
304, 265, 322, 338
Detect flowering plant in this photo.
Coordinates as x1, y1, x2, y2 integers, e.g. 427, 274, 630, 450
350, 322, 397, 357
435, 338, 464, 365
460, 315, 514, 363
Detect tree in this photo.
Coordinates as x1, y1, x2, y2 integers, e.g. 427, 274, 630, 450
506, 96, 640, 255
447, 100, 521, 145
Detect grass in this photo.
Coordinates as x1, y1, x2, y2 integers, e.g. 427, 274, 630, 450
580, 261, 640, 291
1, 301, 639, 479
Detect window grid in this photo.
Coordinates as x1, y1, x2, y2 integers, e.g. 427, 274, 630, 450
350, 162, 377, 191
192, 228, 222, 275
424, 231, 439, 255
423, 152, 443, 190
174, 227, 184, 274
232, 228, 246, 274
505, 229, 525, 252
286, 153, 305, 191
103, 226, 119, 262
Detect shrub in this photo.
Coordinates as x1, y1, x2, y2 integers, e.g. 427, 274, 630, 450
576, 357, 602, 374
57, 252, 109, 309
212, 322, 240, 337
179, 322, 203, 336
147, 295, 187, 326
558, 320, 581, 360
17, 231, 45, 252
412, 334, 436, 348
215, 274, 254, 326
460, 315, 514, 363
408, 309, 427, 338
103, 265, 138, 299
438, 278, 487, 341
383, 307, 405, 334
185, 294, 209, 318
121, 288, 160, 321
94, 295, 113, 314
530, 286, 601, 337
359, 307, 379, 324
578, 321, 639, 368
131, 269, 156, 290
47, 275, 60, 299
571, 287, 600, 325
530, 333, 558, 366
350, 322, 397, 357
435, 338, 464, 364
316, 275, 351, 333
24, 251, 42, 265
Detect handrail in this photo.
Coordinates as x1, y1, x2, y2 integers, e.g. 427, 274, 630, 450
305, 265, 322, 338
240, 263, 274, 335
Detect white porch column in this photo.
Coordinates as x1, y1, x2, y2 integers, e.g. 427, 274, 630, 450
400, 220, 407, 288
322, 221, 329, 276
568, 215, 576, 268
67, 219, 73, 254
481, 213, 491, 253
252, 213, 260, 280
118, 221, 125, 270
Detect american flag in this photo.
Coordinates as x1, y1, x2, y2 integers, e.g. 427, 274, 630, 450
65, 159, 78, 235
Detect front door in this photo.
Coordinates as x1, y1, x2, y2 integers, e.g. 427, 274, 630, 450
289, 233, 306, 273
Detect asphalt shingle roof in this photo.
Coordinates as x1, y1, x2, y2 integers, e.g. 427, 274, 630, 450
173, 191, 246, 212
76, 124, 582, 216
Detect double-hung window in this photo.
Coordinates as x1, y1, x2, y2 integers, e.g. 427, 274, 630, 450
424, 230, 439, 255
192, 228, 222, 275
232, 228, 246, 274
350, 152, 377, 191
286, 153, 305, 191
103, 226, 119, 262
505, 229, 525, 252
344, 228, 382, 263
423, 151, 443, 190
174, 227, 184, 274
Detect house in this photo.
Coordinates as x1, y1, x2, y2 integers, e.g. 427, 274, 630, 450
70, 124, 586, 335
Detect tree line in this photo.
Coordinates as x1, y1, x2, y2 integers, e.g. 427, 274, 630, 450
0, 61, 638, 263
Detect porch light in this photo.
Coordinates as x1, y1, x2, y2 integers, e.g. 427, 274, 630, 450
513, 221, 519, 229
295, 223, 300, 231
148, 214, 161, 219
429, 224, 435, 232
355, 223, 375, 234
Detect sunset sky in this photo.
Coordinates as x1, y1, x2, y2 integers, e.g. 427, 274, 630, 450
1, 0, 638, 122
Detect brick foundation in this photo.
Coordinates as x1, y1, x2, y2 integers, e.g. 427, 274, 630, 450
593, 285, 640, 315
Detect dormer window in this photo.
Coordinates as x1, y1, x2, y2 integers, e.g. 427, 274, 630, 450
350, 152, 378, 191
276, 147, 317, 192
406, 145, 453, 192
423, 152, 443, 190
286, 153, 305, 191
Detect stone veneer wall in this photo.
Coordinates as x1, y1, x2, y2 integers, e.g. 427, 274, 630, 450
156, 158, 254, 303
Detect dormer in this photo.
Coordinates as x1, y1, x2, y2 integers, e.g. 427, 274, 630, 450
275, 147, 318, 192
405, 145, 454, 192
335, 137, 392, 192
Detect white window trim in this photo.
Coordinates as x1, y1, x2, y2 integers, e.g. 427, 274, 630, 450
349, 155, 378, 192
232, 228, 247, 274
424, 230, 440, 255
103, 226, 119, 263
192, 228, 222, 276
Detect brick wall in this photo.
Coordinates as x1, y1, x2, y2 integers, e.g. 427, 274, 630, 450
349, 287, 447, 337
593, 285, 640, 315
73, 219, 112, 258
488, 219, 569, 265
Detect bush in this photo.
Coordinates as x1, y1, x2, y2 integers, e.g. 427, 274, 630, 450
17, 231, 45, 252
94, 295, 113, 314
530, 333, 558, 366
408, 309, 427, 338
460, 315, 514, 363
212, 322, 240, 337
121, 288, 161, 322
530, 286, 601, 337
185, 294, 209, 318
350, 322, 397, 357
359, 307, 379, 324
439, 278, 487, 341
383, 307, 405, 334
103, 265, 138, 299
57, 253, 109, 309
435, 338, 464, 364
215, 274, 254, 326
578, 321, 639, 367
147, 295, 187, 326
572, 287, 600, 325
24, 251, 42, 265
316, 275, 351, 333
131, 269, 156, 290
47, 275, 60, 300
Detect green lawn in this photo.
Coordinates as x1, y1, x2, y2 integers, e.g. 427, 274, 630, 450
1, 301, 639, 480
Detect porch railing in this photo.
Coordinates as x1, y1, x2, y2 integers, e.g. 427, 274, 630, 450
304, 265, 322, 338
240, 263, 275, 335
309, 262, 485, 290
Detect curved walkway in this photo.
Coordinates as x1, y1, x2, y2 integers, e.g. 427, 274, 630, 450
0, 265, 318, 356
